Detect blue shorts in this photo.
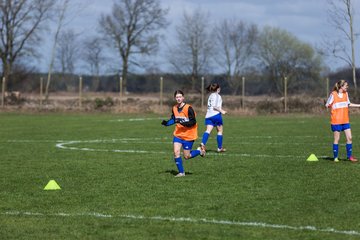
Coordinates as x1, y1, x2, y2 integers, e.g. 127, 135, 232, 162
205, 113, 223, 126
173, 136, 194, 150
331, 123, 350, 132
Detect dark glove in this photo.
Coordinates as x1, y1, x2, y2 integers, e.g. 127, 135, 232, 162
161, 120, 167, 126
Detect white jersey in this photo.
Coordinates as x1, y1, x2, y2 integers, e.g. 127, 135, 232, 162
326, 92, 350, 107
205, 92, 222, 118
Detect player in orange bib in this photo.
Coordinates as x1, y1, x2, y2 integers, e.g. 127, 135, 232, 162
325, 80, 360, 162
161, 90, 205, 177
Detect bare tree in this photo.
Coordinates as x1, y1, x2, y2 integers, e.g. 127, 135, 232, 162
167, 8, 213, 91
44, 0, 69, 101
56, 29, 81, 75
0, 0, 54, 88
44, 0, 86, 101
326, 0, 358, 90
214, 19, 258, 95
99, 0, 168, 92
82, 37, 105, 91
51, 29, 81, 92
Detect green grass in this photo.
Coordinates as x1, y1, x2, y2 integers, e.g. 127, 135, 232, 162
1, 112, 360, 239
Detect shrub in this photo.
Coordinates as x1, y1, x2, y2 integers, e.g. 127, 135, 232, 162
255, 99, 282, 114
94, 97, 114, 109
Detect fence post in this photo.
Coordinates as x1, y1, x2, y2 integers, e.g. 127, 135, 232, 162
242, 76, 245, 109
1, 77, 5, 108
119, 76, 123, 108
201, 76, 204, 110
40, 77, 43, 107
284, 76, 288, 113
160, 76, 163, 111
326, 77, 329, 97
79, 76, 82, 109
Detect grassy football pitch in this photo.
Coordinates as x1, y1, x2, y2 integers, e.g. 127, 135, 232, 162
1, 112, 360, 240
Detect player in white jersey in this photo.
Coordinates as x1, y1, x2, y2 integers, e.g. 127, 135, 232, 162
200, 83, 227, 152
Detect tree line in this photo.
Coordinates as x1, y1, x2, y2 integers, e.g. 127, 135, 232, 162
0, 0, 358, 97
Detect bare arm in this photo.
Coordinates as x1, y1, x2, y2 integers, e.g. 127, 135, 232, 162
325, 94, 333, 108
213, 106, 227, 114
349, 103, 360, 107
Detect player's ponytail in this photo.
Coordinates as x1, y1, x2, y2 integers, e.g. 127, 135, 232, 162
206, 83, 220, 93
333, 80, 347, 92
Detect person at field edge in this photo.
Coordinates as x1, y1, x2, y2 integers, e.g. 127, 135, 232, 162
161, 90, 205, 177
325, 80, 360, 162
200, 83, 227, 153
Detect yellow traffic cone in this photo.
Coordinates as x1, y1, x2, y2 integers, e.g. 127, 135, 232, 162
44, 180, 61, 190
307, 154, 318, 162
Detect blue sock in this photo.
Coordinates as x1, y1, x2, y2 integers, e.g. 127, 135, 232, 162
202, 132, 210, 145
174, 157, 184, 173
217, 134, 223, 149
346, 143, 352, 158
190, 149, 200, 158
333, 144, 339, 159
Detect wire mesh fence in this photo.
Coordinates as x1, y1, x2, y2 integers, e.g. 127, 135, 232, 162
0, 75, 339, 115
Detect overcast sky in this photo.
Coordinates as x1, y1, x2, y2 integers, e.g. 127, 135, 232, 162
40, 0, 360, 73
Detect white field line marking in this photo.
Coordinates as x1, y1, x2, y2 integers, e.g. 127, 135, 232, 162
4, 139, 333, 149
5, 139, 329, 146
4, 135, 328, 142
4, 134, 329, 144
4, 138, 327, 158
54, 140, 306, 158
5, 138, 167, 143
55, 140, 168, 154
2, 211, 360, 236
110, 117, 162, 122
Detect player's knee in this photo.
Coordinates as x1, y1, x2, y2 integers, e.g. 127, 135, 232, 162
184, 154, 191, 159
